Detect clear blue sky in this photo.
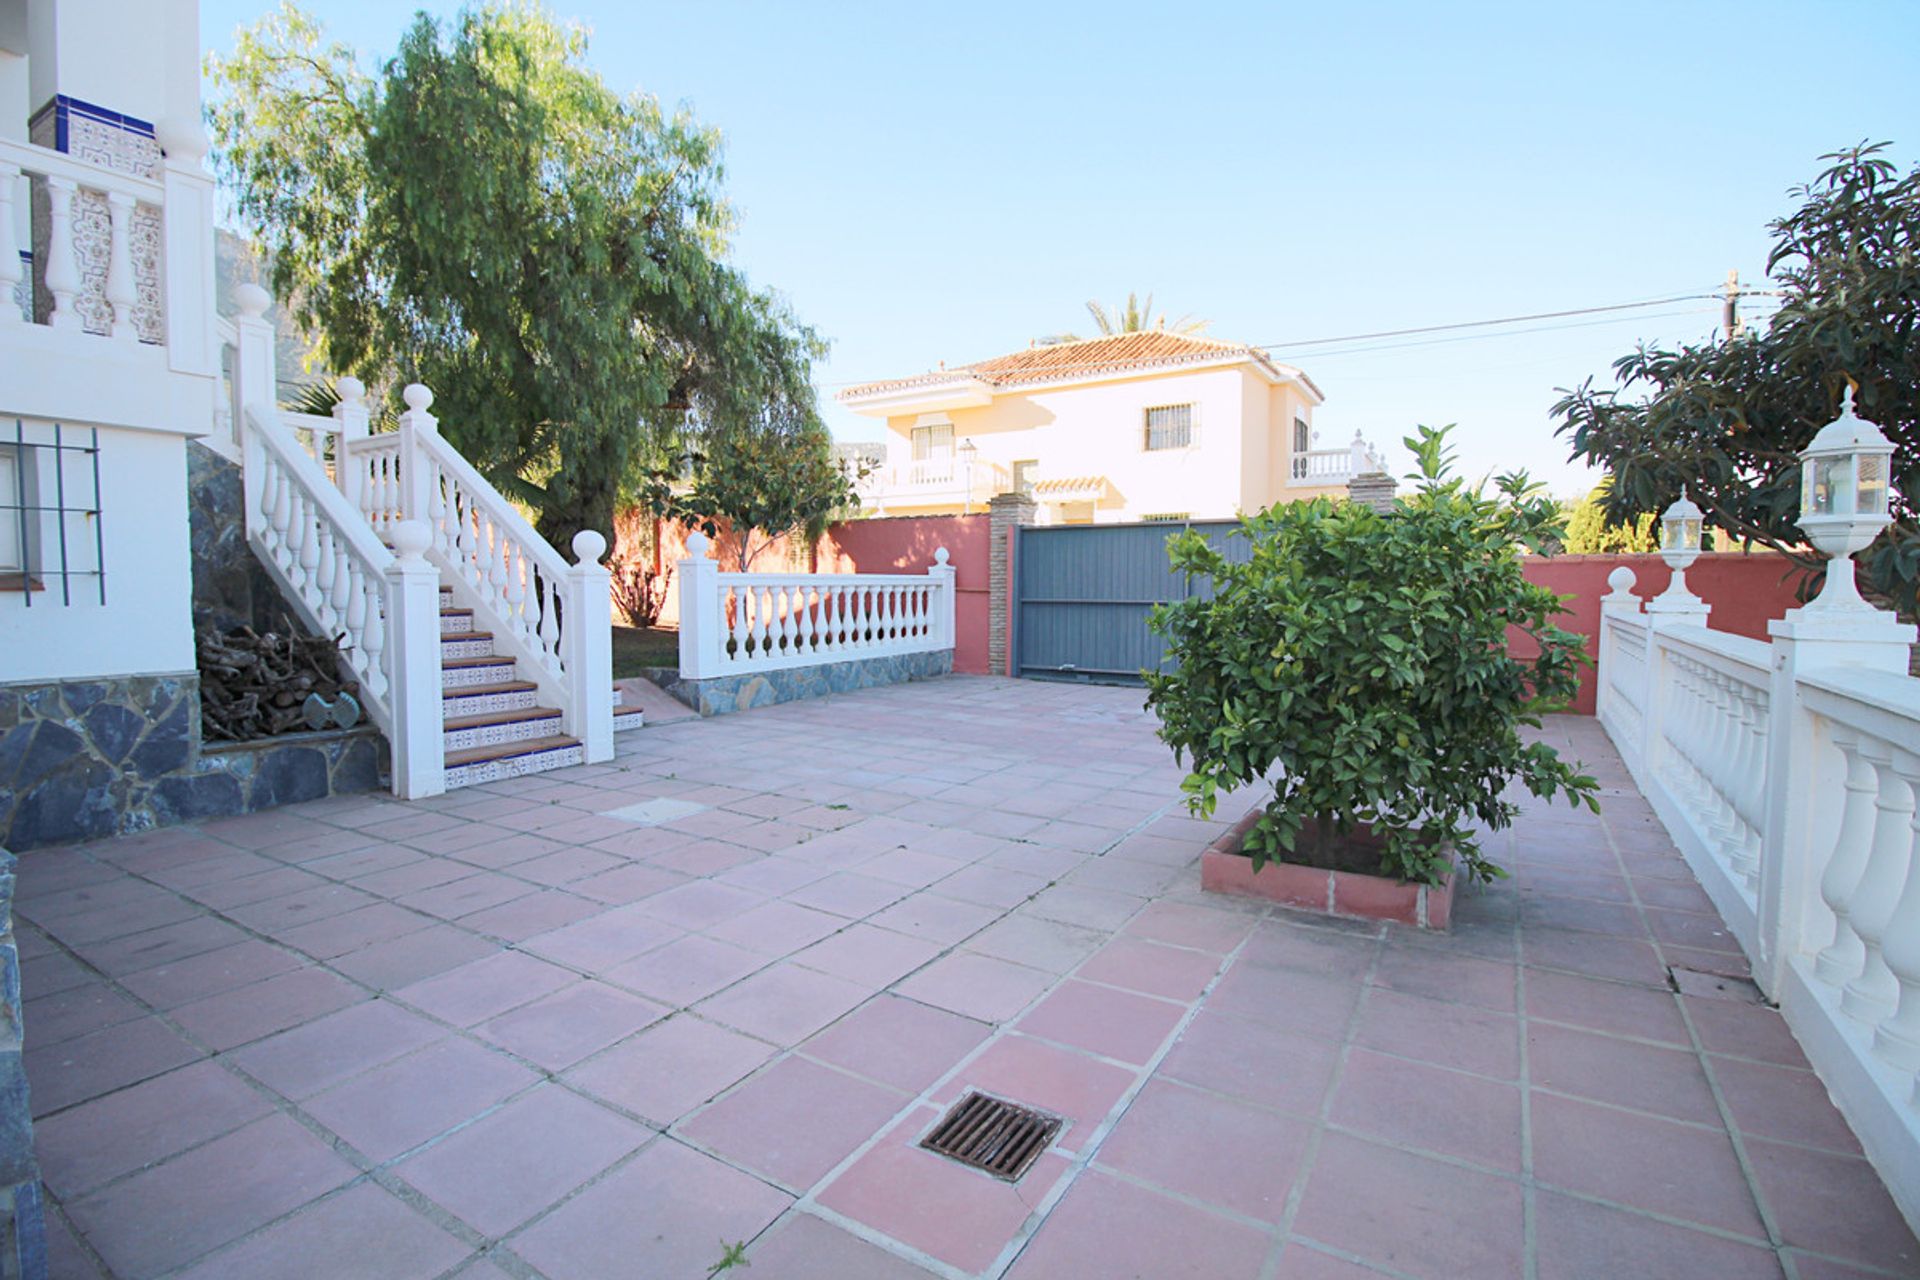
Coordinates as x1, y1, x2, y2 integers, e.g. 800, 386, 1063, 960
199, 1, 1920, 494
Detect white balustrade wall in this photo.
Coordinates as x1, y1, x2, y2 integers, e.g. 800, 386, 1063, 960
1597, 565, 1920, 1230
677, 533, 956, 680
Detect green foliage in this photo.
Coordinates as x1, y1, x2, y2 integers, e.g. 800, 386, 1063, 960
208, 3, 825, 547
1045, 291, 1209, 343
1563, 482, 1657, 555
706, 1239, 750, 1275
1555, 143, 1920, 613
1144, 426, 1600, 886
640, 411, 864, 569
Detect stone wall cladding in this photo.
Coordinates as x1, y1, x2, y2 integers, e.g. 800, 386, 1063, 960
188, 442, 289, 634
652, 649, 953, 717
0, 674, 387, 851
1346, 472, 1399, 514
0, 853, 47, 1280
987, 493, 1037, 677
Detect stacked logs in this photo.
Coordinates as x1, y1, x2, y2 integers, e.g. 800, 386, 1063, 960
197, 621, 360, 742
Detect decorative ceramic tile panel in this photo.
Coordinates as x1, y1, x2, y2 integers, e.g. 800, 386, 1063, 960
27, 95, 164, 342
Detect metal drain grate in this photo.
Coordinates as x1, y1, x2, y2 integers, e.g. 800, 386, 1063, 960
920, 1092, 1063, 1182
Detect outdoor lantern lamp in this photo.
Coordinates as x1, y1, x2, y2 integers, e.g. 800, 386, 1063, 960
1799, 386, 1896, 611
1655, 488, 1705, 604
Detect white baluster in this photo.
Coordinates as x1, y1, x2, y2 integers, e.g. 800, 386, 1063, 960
314, 525, 339, 629
505, 544, 528, 636
0, 162, 22, 326
1871, 749, 1920, 1069
427, 465, 449, 555
296, 496, 321, 598
780, 586, 798, 654
755, 585, 774, 658
360, 574, 387, 699
729, 584, 749, 663
1843, 746, 1916, 1022
539, 573, 561, 658
345, 558, 368, 668
1818, 730, 1882, 986
487, 519, 509, 608
42, 177, 81, 331
104, 191, 137, 339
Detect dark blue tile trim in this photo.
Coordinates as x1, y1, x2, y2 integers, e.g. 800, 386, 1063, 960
26, 94, 157, 155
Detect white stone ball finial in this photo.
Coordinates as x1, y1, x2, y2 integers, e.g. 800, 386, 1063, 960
334, 375, 366, 404
234, 283, 271, 319
403, 383, 435, 413
1605, 565, 1639, 598
934, 546, 950, 566
685, 531, 711, 557
391, 519, 433, 562
572, 529, 608, 566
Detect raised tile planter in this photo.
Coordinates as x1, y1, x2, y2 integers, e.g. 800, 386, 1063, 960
1200, 808, 1455, 929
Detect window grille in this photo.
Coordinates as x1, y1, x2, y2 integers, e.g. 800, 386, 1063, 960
3, 419, 105, 606
1144, 404, 1194, 451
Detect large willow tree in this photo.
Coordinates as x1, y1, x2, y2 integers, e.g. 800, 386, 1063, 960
208, 3, 829, 546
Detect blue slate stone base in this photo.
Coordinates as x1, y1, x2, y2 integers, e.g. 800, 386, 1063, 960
0, 676, 388, 851
655, 650, 953, 717
0, 853, 47, 1280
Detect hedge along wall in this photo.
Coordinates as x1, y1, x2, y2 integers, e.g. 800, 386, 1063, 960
636, 514, 992, 675
1514, 552, 1810, 715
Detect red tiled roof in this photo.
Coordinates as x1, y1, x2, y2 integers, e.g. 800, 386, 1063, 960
839, 331, 1319, 401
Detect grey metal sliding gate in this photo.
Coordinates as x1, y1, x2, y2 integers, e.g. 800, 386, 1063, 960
1013, 520, 1247, 684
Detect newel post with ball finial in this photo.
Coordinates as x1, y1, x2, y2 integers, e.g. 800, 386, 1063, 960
565, 528, 615, 759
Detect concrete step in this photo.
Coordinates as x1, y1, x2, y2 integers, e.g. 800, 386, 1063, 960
442, 705, 563, 752
443, 732, 583, 789
442, 679, 540, 718
440, 608, 475, 635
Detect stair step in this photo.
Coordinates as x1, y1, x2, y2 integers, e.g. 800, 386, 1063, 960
440, 608, 475, 635
441, 655, 517, 688
443, 706, 564, 751
442, 680, 541, 717
439, 632, 496, 660
443, 733, 584, 788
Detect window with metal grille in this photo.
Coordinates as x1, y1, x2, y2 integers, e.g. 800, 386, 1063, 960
1012, 460, 1038, 496
1294, 416, 1311, 453
3, 420, 105, 605
1144, 404, 1194, 451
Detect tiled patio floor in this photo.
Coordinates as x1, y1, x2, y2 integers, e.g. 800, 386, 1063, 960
21, 677, 1920, 1279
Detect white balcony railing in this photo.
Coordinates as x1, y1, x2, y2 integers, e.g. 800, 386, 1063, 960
857, 455, 1010, 510
676, 533, 956, 680
1597, 564, 1920, 1233
1289, 431, 1381, 486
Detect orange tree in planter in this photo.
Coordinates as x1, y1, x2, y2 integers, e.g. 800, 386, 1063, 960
1145, 425, 1601, 887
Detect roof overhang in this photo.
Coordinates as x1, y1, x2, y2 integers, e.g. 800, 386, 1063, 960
837, 376, 995, 418
1031, 474, 1114, 503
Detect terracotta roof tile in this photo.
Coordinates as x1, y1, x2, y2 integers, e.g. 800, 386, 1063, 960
839, 332, 1318, 401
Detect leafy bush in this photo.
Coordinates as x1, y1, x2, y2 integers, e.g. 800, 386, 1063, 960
1145, 426, 1600, 886
1563, 482, 1657, 555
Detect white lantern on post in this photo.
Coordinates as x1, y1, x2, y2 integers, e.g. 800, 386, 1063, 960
1652, 487, 1705, 607
1799, 387, 1896, 612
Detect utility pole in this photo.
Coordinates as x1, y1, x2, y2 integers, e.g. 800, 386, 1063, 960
1723, 269, 1743, 339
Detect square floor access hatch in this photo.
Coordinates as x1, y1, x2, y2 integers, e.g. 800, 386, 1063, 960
920, 1092, 1063, 1182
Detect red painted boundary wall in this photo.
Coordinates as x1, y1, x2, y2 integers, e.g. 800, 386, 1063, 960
637, 514, 992, 674
1516, 552, 1809, 714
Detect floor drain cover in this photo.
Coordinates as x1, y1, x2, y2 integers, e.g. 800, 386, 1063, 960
920, 1092, 1062, 1182
1669, 965, 1765, 1004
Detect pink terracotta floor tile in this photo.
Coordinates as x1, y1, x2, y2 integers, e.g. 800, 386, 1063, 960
804, 994, 993, 1094
227, 999, 444, 1098
23, 982, 144, 1048
895, 952, 1056, 1024
1744, 1136, 1920, 1273
868, 892, 1003, 945
1121, 900, 1258, 953
36, 1060, 272, 1199
1018, 979, 1187, 1065
1685, 996, 1810, 1068
511, 1137, 793, 1280
1158, 1006, 1341, 1116
519, 905, 684, 972
327, 922, 496, 990
394, 949, 577, 1026
27, 1016, 206, 1117
277, 904, 440, 964
784, 872, 915, 919
457, 889, 603, 941
1371, 941, 1518, 1012
705, 899, 848, 957
396, 1084, 647, 1236
1524, 967, 1691, 1045
1524, 929, 1669, 986
603, 933, 772, 1007
1204, 965, 1363, 1040
696, 962, 873, 1046
682, 1055, 908, 1190
168, 1183, 472, 1280
1351, 986, 1519, 1079
169, 969, 366, 1051
792, 923, 942, 987
1005, 1168, 1272, 1280
1292, 1133, 1524, 1280
819, 1105, 1069, 1275
1331, 1047, 1523, 1171
746, 1212, 942, 1279
565, 1014, 775, 1124
475, 980, 666, 1070
964, 914, 1110, 974
635, 880, 769, 931
302, 1038, 538, 1162
1534, 1190, 1783, 1280
396, 872, 535, 920
933, 1034, 1137, 1155
569, 862, 688, 905
1528, 1022, 1723, 1124
65, 1113, 358, 1277
1077, 935, 1223, 1001
115, 939, 304, 1009
1531, 1092, 1766, 1237
1096, 1077, 1312, 1221
1711, 1056, 1862, 1155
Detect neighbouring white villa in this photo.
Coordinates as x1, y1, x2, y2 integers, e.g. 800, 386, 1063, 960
837, 330, 1375, 524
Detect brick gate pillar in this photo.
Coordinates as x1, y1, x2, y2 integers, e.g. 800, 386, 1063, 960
1346, 471, 1399, 513
988, 492, 1037, 677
